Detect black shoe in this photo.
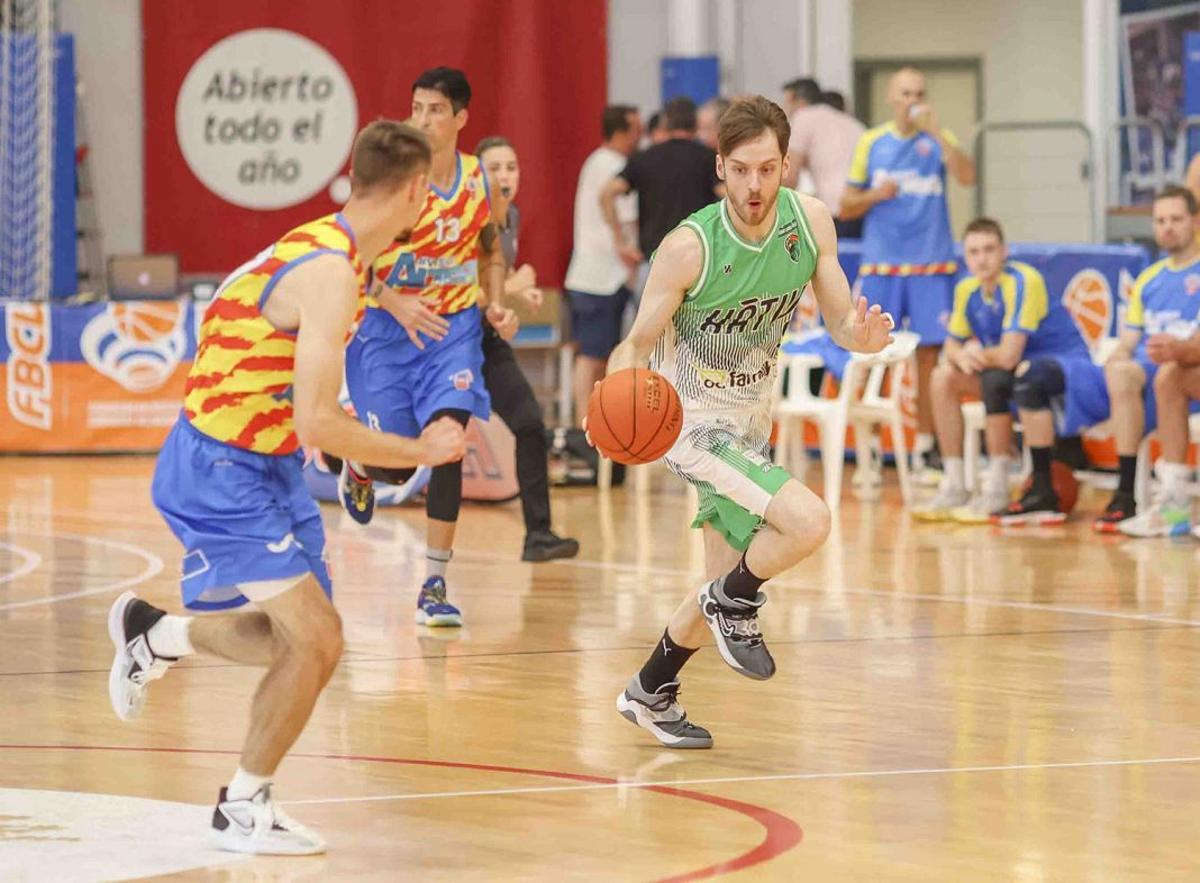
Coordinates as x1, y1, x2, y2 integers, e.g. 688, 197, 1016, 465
990, 485, 1065, 526
1093, 492, 1136, 534
923, 445, 943, 472
521, 529, 580, 562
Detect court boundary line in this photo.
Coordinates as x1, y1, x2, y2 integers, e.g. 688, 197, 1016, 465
28, 504, 1200, 627
0, 622, 1187, 680
0, 540, 43, 586
404, 545, 1200, 629
284, 753, 1200, 805
0, 531, 163, 611
0, 744, 802, 883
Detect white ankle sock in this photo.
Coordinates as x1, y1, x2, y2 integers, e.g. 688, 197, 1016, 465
426, 548, 452, 581
227, 766, 271, 802
1157, 461, 1192, 501
986, 455, 1011, 491
943, 457, 965, 491
146, 615, 194, 659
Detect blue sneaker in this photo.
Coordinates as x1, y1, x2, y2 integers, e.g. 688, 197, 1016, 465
415, 577, 462, 627
337, 460, 374, 526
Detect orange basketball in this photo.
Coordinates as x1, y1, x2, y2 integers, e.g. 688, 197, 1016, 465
1022, 460, 1079, 514
1051, 460, 1079, 514
587, 368, 684, 465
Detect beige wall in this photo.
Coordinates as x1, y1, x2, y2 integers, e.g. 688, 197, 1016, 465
854, 0, 1090, 241
854, 0, 1083, 122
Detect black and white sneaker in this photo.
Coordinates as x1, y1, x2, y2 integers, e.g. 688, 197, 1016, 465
697, 578, 776, 681
210, 785, 326, 855
107, 591, 175, 721
616, 677, 713, 749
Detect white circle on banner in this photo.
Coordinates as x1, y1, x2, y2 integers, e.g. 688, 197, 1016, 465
329, 174, 352, 203
175, 28, 358, 210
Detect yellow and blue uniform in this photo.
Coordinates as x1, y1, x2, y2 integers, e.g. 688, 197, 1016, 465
1051, 255, 1200, 435
153, 212, 366, 610
947, 262, 1087, 360
847, 123, 958, 344
346, 152, 492, 436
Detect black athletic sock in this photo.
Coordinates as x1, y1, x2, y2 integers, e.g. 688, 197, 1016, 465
1030, 446, 1053, 494
721, 553, 767, 602
638, 629, 698, 693
1117, 455, 1138, 497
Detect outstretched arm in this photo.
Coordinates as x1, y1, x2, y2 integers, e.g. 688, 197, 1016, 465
478, 174, 519, 339
286, 257, 465, 468
800, 194, 893, 353
607, 226, 702, 372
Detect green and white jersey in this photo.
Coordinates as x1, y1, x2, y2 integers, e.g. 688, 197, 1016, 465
650, 189, 819, 421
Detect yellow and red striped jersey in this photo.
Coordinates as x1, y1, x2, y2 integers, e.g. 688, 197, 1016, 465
370, 151, 490, 316
183, 213, 366, 456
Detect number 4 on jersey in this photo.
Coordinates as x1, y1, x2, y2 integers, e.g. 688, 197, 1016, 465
385, 253, 428, 290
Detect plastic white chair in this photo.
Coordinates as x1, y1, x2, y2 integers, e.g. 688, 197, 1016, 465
961, 401, 1031, 491
773, 331, 920, 509
772, 353, 851, 508
1132, 412, 1200, 508
845, 331, 921, 507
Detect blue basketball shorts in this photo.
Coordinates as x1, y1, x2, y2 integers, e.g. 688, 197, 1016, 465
345, 304, 491, 436
151, 416, 332, 611
859, 274, 953, 346
1046, 355, 1158, 437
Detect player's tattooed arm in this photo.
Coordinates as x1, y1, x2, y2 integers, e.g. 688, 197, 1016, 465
800, 194, 893, 354
607, 226, 699, 373
285, 256, 465, 469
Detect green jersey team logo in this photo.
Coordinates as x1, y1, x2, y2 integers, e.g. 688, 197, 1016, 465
785, 232, 800, 263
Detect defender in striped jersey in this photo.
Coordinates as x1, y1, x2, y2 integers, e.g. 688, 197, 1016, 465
106, 122, 466, 855
602, 97, 894, 748
337, 67, 516, 629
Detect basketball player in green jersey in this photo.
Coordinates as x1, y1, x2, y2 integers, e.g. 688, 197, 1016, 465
603, 96, 894, 748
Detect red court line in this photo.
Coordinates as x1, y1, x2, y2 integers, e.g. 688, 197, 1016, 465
0, 744, 802, 881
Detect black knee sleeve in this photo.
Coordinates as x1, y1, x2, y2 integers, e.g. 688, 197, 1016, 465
425, 408, 470, 523
1013, 358, 1065, 411
980, 368, 1015, 415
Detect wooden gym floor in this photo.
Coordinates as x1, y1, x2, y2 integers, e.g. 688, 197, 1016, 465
2, 454, 1199, 881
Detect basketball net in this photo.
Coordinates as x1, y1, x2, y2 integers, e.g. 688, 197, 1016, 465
0, 0, 55, 301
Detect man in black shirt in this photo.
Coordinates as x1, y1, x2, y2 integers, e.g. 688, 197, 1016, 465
599, 97, 722, 267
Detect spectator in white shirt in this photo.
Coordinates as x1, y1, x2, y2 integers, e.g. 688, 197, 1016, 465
565, 105, 641, 425
781, 77, 866, 238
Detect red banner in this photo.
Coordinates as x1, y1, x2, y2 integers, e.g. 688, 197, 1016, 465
143, 1, 608, 285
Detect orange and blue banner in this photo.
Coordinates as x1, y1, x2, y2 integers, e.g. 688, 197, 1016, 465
0, 299, 198, 452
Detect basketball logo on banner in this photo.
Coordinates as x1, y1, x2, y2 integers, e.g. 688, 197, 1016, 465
175, 28, 358, 210
80, 301, 189, 393
1061, 268, 1113, 354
